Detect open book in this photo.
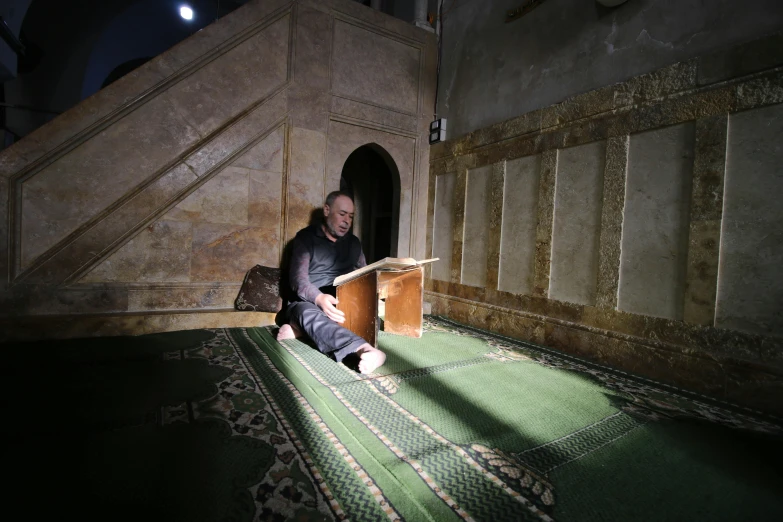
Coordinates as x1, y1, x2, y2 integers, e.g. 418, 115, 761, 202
333, 257, 439, 286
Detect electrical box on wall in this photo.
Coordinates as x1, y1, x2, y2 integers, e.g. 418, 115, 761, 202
429, 118, 447, 144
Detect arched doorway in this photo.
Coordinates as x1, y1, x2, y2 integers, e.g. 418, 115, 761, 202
339, 144, 400, 264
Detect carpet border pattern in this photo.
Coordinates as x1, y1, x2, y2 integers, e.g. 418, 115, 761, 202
270, 326, 555, 522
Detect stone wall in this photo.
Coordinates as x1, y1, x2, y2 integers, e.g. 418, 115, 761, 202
426, 31, 783, 415
437, 0, 783, 139
0, 0, 437, 340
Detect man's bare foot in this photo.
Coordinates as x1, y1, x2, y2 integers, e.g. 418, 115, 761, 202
277, 323, 302, 341
356, 343, 386, 374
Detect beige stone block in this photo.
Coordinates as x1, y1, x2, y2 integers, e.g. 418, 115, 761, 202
560, 115, 611, 150
330, 97, 418, 133
450, 168, 467, 284
0, 284, 129, 317
0, 311, 275, 342
618, 123, 695, 320
231, 125, 285, 173
28, 163, 198, 285
689, 115, 728, 222
166, 15, 291, 135
595, 136, 628, 310
498, 155, 541, 295
486, 161, 505, 289
138, 310, 275, 334
294, 5, 332, 91
492, 310, 547, 347
733, 73, 783, 112
616, 86, 737, 138
542, 86, 615, 129
191, 224, 278, 282
428, 140, 454, 162
331, 19, 421, 115
249, 170, 284, 229
461, 165, 492, 288
0, 144, 29, 180
398, 169, 414, 256
286, 128, 326, 241
183, 90, 288, 177
613, 60, 697, 108
289, 85, 331, 133
127, 284, 241, 312
425, 172, 437, 270
467, 110, 542, 149
82, 220, 193, 283
532, 150, 557, 297
413, 136, 432, 261
166, 167, 249, 225
19, 92, 202, 269
683, 220, 722, 326
716, 104, 783, 336
683, 115, 727, 326
550, 141, 606, 306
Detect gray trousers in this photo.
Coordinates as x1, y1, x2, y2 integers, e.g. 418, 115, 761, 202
281, 301, 366, 362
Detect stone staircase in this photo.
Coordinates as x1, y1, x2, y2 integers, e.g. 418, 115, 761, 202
0, 0, 436, 340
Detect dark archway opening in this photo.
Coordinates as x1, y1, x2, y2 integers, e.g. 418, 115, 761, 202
339, 144, 400, 264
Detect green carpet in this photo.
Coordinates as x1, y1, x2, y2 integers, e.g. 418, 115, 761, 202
3, 317, 782, 521
235, 317, 783, 521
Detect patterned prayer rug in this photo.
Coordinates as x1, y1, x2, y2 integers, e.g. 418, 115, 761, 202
2, 329, 333, 522
228, 316, 783, 522
5, 318, 782, 521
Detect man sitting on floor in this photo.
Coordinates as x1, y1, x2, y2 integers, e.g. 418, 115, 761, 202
276, 191, 386, 374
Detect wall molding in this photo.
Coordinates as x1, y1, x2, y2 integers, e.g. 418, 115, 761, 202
329, 113, 420, 139
0, 309, 273, 343
331, 10, 428, 50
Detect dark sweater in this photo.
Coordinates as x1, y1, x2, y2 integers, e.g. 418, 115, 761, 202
289, 224, 366, 303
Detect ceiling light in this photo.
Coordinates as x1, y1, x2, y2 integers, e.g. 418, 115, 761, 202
180, 6, 194, 20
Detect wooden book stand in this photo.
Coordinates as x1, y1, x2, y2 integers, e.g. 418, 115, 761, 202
335, 264, 426, 348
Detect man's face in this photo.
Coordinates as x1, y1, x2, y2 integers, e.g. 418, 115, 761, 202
324, 195, 354, 239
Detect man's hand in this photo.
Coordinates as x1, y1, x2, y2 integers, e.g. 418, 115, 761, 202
315, 293, 345, 323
